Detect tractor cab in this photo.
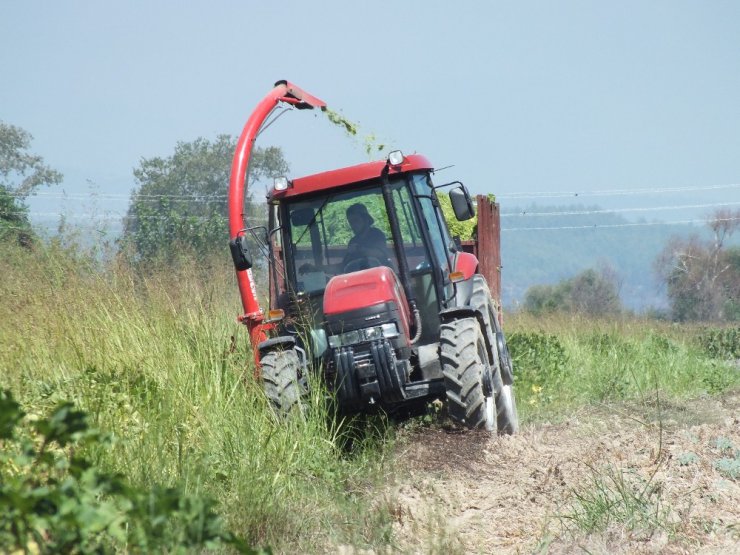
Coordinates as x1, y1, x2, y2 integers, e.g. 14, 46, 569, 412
264, 152, 481, 411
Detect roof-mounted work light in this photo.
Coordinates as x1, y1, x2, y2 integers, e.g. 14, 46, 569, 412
273, 176, 291, 191
387, 150, 405, 166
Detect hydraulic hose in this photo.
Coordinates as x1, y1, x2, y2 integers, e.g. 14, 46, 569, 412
410, 304, 422, 345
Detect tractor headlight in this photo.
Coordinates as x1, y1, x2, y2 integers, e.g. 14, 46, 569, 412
328, 322, 400, 348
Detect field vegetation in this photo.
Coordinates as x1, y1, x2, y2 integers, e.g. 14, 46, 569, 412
1, 236, 738, 552
0, 240, 394, 553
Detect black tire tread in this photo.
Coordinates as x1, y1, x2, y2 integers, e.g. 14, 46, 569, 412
261, 349, 305, 415
440, 317, 489, 429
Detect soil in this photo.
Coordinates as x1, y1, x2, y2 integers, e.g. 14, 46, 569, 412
387, 391, 740, 554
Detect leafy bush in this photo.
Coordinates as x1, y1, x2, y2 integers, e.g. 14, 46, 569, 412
122, 136, 288, 262
507, 332, 568, 392
1, 121, 63, 247
698, 327, 740, 359
0, 389, 255, 554
523, 268, 623, 317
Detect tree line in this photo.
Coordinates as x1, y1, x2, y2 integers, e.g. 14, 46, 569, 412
1, 120, 738, 323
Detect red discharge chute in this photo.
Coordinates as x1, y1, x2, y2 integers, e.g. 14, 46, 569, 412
227, 81, 325, 345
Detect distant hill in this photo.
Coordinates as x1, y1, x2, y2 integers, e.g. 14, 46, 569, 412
499, 204, 722, 312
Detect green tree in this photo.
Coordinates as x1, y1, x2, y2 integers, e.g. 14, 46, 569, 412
123, 135, 288, 261
0, 122, 63, 245
523, 267, 623, 316
656, 209, 740, 322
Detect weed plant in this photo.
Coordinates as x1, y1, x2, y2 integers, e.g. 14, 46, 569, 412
560, 463, 672, 536
0, 240, 393, 552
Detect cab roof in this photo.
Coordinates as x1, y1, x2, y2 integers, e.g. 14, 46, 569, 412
269, 153, 433, 201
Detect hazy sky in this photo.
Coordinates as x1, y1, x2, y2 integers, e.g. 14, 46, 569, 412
2, 1, 739, 225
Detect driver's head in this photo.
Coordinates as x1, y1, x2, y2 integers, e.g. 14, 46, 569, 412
346, 203, 374, 235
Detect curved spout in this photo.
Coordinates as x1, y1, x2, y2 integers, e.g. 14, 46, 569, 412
228, 81, 326, 322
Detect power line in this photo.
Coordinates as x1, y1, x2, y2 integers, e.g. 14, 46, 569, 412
25, 210, 740, 233
18, 191, 230, 202
496, 182, 740, 200
501, 216, 740, 232
11, 181, 740, 202
25, 200, 740, 222
501, 201, 740, 217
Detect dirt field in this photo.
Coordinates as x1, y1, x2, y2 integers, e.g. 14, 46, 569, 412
388, 391, 740, 554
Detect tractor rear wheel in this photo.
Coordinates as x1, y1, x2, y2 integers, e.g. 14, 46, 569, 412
470, 277, 513, 384
261, 349, 306, 416
440, 317, 496, 430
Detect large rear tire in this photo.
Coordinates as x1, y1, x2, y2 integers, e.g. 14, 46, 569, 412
470, 276, 513, 384
261, 349, 306, 416
468, 277, 518, 433
440, 317, 496, 430
441, 316, 519, 434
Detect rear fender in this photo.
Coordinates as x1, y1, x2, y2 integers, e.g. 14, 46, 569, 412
453, 251, 478, 280
448, 275, 474, 309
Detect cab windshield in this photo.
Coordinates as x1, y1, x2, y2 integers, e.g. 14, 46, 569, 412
283, 176, 430, 295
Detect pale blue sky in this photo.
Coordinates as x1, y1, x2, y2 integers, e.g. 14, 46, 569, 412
2, 1, 739, 224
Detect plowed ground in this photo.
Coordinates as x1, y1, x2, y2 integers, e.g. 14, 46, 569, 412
388, 391, 740, 554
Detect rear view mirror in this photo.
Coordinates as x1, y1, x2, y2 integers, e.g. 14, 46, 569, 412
229, 235, 253, 271
291, 207, 316, 227
449, 186, 475, 221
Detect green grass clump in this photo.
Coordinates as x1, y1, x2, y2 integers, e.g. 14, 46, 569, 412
505, 313, 740, 419
697, 326, 740, 360
0, 241, 393, 552
560, 464, 672, 537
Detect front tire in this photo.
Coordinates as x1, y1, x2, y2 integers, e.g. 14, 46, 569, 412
261, 349, 306, 416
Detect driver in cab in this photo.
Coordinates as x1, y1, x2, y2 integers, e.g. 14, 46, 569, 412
299, 203, 391, 276
342, 203, 391, 270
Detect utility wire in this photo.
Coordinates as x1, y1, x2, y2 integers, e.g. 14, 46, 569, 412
25, 200, 740, 221
24, 211, 740, 232
502, 216, 740, 232
11, 181, 740, 201
501, 201, 740, 217
496, 182, 740, 199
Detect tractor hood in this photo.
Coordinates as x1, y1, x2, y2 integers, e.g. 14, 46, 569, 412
324, 267, 410, 319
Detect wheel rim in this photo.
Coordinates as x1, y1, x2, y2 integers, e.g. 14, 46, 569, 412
501, 385, 513, 411
484, 395, 495, 431
498, 384, 519, 433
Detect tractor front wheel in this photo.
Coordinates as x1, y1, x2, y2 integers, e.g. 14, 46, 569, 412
261, 349, 307, 416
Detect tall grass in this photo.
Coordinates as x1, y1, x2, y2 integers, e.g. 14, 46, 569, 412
3, 238, 737, 550
0, 240, 393, 552
505, 312, 740, 420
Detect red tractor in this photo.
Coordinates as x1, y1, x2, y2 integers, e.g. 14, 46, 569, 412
228, 81, 517, 433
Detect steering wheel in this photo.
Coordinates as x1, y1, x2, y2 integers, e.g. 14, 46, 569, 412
343, 257, 383, 273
